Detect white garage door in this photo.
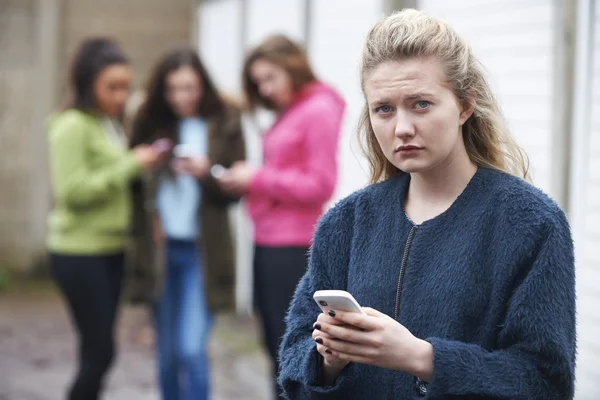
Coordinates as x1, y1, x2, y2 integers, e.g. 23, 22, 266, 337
245, 0, 306, 47
418, 0, 556, 196
308, 0, 386, 202
198, 0, 244, 93
572, 0, 600, 398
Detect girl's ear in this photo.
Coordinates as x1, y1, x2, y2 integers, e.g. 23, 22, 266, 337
459, 95, 475, 126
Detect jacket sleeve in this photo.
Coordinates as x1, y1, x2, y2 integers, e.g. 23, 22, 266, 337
48, 114, 142, 209
200, 109, 246, 206
247, 102, 343, 206
426, 213, 576, 400
278, 201, 358, 399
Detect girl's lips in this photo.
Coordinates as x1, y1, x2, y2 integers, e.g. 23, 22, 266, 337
395, 145, 423, 152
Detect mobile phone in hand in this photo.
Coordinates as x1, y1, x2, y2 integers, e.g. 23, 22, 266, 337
313, 290, 366, 314
173, 144, 198, 159
151, 138, 172, 155
210, 164, 228, 179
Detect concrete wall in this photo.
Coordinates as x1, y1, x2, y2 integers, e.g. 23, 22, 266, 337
57, 0, 196, 97
0, 0, 196, 272
0, 0, 48, 271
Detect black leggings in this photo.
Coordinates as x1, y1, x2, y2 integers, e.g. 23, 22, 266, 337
253, 245, 309, 399
50, 252, 124, 400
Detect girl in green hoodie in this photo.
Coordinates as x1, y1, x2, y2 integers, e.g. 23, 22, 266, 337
47, 38, 165, 400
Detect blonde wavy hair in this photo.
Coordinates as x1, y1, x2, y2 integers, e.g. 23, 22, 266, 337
359, 9, 529, 183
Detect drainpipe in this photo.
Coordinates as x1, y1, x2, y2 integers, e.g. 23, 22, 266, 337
551, 0, 578, 211
568, 0, 595, 246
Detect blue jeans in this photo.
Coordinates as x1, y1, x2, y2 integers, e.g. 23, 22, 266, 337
155, 239, 211, 400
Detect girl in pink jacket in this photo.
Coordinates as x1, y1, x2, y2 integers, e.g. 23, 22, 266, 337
218, 35, 345, 399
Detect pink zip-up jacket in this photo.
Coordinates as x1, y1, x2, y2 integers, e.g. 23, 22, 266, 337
246, 82, 345, 247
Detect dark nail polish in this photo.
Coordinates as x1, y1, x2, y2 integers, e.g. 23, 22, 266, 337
325, 349, 332, 354
328, 310, 336, 317
314, 323, 322, 330
315, 338, 323, 344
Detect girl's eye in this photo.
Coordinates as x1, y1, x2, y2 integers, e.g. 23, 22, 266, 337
376, 105, 393, 114
415, 101, 431, 110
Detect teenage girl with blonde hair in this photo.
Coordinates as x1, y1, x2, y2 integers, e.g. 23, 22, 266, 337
278, 9, 575, 400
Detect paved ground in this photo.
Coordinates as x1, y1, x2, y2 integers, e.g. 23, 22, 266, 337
0, 285, 273, 400
4, 285, 600, 400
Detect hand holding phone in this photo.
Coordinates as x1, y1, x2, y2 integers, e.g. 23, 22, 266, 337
313, 290, 366, 315
132, 144, 164, 169
210, 164, 229, 179
312, 290, 432, 382
173, 144, 199, 159
151, 138, 172, 154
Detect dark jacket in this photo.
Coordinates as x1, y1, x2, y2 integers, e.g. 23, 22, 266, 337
279, 167, 576, 400
128, 105, 245, 312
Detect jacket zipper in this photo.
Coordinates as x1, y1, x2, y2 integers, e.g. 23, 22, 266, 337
391, 225, 419, 400
393, 225, 418, 320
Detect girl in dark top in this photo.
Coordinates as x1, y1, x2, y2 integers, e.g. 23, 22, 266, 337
278, 9, 575, 400
129, 48, 244, 400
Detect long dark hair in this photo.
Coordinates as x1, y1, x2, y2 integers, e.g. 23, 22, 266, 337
130, 47, 225, 147
243, 35, 316, 111
68, 37, 129, 112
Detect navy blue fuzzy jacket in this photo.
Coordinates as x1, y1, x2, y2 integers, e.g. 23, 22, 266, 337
278, 167, 576, 400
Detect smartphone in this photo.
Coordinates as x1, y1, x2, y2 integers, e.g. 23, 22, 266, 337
313, 290, 366, 314
173, 144, 198, 159
210, 164, 228, 179
151, 138, 172, 155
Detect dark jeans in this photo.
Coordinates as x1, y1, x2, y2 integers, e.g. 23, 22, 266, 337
155, 239, 212, 400
254, 245, 309, 399
50, 252, 124, 400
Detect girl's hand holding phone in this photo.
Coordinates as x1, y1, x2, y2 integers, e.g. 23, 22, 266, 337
172, 157, 210, 178
132, 144, 164, 169
217, 161, 256, 195
311, 290, 434, 383
170, 144, 210, 178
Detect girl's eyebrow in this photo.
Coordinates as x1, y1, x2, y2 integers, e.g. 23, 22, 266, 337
369, 92, 435, 107
404, 91, 435, 100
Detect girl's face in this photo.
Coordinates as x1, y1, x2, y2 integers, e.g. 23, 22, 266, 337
364, 57, 473, 175
165, 66, 203, 118
94, 63, 132, 117
249, 58, 294, 109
